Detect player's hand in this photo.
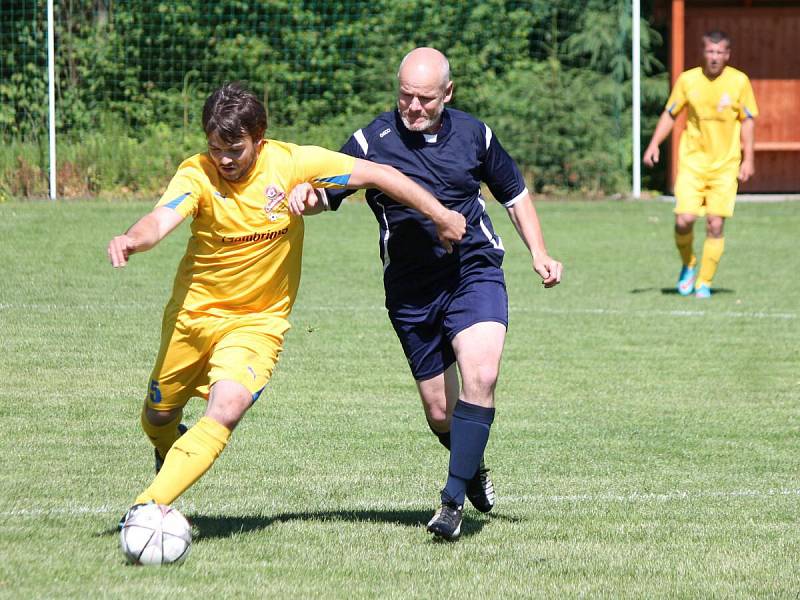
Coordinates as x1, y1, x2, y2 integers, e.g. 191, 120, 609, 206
435, 209, 466, 254
643, 145, 659, 168
107, 234, 137, 268
738, 158, 755, 182
533, 254, 562, 288
284, 182, 321, 215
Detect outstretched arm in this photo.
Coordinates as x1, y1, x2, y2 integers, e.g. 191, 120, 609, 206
643, 111, 676, 167
348, 158, 466, 252
107, 206, 185, 267
506, 192, 562, 288
738, 118, 755, 182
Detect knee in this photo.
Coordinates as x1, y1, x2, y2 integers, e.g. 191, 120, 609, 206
426, 411, 450, 432
706, 219, 724, 238
421, 397, 449, 430
675, 214, 696, 232
205, 382, 253, 430
142, 404, 180, 427
418, 381, 450, 428
463, 364, 499, 399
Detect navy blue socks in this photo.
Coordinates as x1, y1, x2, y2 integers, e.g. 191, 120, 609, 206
441, 399, 494, 506
427, 420, 451, 450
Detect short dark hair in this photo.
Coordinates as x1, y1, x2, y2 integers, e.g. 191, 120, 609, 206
703, 30, 730, 46
202, 83, 267, 143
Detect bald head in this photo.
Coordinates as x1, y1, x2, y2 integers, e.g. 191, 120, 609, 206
397, 47, 451, 88
396, 48, 454, 133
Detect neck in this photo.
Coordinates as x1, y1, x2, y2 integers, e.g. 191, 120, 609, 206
703, 66, 724, 80
423, 116, 444, 134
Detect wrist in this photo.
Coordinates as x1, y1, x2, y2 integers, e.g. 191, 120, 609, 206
427, 203, 450, 224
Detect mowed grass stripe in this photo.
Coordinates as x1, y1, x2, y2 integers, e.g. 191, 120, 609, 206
5, 485, 800, 518
2, 302, 796, 321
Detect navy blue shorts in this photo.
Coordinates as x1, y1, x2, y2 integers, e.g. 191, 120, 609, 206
388, 270, 508, 381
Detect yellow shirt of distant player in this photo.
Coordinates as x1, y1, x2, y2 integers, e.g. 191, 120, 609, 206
155, 140, 355, 318
666, 66, 759, 173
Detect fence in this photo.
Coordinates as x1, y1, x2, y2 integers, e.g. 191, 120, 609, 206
0, 0, 668, 199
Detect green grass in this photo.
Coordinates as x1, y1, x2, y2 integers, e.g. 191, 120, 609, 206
0, 198, 798, 598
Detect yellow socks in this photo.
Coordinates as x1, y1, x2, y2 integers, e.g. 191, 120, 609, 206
135, 416, 231, 505
141, 407, 184, 462
674, 231, 696, 267
697, 237, 725, 288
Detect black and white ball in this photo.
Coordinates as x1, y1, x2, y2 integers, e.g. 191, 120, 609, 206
119, 503, 192, 565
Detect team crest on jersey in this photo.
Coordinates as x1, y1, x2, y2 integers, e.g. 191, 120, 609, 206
264, 185, 286, 220
717, 93, 732, 112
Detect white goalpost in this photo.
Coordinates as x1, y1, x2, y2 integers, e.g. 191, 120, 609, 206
47, 0, 56, 200
632, 0, 641, 198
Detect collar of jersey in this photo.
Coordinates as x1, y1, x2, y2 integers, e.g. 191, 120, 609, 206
701, 65, 728, 83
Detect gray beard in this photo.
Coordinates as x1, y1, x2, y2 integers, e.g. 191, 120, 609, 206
399, 107, 444, 133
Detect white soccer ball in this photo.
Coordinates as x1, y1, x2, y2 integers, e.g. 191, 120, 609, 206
119, 503, 192, 566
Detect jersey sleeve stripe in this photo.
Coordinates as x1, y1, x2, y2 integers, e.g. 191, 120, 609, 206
375, 195, 392, 271
164, 192, 191, 209
503, 187, 528, 208
744, 107, 754, 118
314, 174, 351, 186
667, 102, 677, 115
317, 188, 330, 210
484, 124, 493, 150
354, 129, 369, 154
253, 384, 268, 402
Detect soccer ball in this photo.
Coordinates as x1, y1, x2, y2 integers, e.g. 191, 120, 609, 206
119, 503, 192, 566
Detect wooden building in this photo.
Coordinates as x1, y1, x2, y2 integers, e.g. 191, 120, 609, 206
653, 0, 800, 192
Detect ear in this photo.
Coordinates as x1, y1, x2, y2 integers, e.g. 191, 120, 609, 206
443, 81, 454, 104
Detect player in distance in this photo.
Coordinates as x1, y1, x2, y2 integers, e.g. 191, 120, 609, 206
643, 30, 758, 299
282, 48, 562, 540
107, 83, 465, 524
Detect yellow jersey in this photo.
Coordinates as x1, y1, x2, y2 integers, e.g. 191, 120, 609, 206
666, 66, 758, 172
155, 140, 355, 318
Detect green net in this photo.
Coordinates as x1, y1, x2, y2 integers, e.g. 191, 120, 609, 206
0, 0, 667, 197
0, 1, 46, 138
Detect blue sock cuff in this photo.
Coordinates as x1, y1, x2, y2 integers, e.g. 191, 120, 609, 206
453, 399, 495, 424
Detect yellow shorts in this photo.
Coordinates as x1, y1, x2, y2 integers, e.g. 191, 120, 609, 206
674, 164, 739, 218
145, 305, 290, 412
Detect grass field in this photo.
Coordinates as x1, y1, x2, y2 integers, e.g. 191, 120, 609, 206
0, 197, 798, 598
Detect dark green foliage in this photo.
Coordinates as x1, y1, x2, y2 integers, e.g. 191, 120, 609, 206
491, 63, 627, 192
0, 0, 667, 196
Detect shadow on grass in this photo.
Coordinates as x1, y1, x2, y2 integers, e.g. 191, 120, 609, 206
100, 508, 520, 541
190, 508, 519, 541
628, 287, 735, 296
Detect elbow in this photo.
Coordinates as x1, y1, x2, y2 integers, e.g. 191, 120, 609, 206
368, 163, 400, 189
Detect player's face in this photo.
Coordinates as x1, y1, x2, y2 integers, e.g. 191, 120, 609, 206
702, 39, 730, 78
397, 76, 453, 133
206, 130, 263, 182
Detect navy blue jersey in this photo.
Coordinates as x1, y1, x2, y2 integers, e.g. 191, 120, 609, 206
325, 108, 527, 304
